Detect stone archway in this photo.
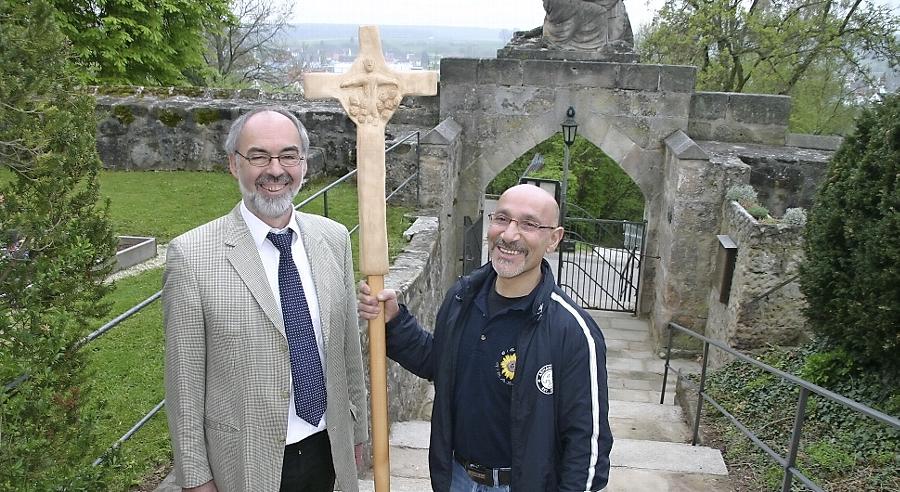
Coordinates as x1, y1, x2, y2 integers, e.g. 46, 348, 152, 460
438, 58, 695, 315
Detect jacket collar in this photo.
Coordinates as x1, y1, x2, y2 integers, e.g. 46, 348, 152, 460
456, 259, 555, 323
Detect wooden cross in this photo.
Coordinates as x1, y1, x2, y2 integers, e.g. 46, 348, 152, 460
303, 26, 438, 492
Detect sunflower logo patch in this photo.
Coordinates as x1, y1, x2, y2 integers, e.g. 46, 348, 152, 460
495, 347, 516, 385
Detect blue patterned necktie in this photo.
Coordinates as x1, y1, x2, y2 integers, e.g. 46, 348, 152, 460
267, 230, 327, 426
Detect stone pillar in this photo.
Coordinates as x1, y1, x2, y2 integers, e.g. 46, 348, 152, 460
651, 130, 749, 348
419, 118, 465, 288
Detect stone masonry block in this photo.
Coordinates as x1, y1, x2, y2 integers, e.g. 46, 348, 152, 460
477, 58, 523, 86
729, 93, 791, 126
521, 59, 566, 86
440, 58, 479, 85
658, 65, 697, 93
690, 92, 728, 121
421, 117, 462, 145
602, 125, 638, 163
557, 62, 619, 88
665, 130, 709, 161
618, 64, 661, 91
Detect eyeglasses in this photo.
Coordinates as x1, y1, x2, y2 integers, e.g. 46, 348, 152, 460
488, 213, 556, 233
235, 150, 305, 167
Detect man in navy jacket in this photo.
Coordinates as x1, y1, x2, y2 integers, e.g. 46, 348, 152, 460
359, 184, 612, 491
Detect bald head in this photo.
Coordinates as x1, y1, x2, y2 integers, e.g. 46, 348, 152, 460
499, 184, 560, 227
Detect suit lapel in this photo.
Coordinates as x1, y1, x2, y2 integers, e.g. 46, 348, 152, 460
224, 206, 286, 339
295, 212, 331, 353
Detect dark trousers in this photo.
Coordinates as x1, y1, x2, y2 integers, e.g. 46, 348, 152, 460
280, 431, 336, 492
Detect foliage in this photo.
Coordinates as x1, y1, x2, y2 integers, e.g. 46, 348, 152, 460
800, 94, 899, 373
0, 0, 117, 488
639, 0, 899, 135
725, 184, 758, 205
50, 0, 232, 85
486, 134, 645, 244
746, 205, 770, 220
781, 207, 807, 227
704, 340, 900, 491
205, 0, 299, 88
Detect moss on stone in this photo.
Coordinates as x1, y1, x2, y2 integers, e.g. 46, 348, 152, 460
157, 108, 183, 127
112, 105, 135, 125
172, 86, 205, 98
97, 85, 138, 96
193, 107, 222, 125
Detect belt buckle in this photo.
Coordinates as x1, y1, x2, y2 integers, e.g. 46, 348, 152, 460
464, 463, 492, 486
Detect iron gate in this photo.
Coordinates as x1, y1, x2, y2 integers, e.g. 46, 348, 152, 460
557, 218, 647, 313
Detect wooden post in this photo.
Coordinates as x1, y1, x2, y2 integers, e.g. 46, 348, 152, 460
303, 26, 438, 492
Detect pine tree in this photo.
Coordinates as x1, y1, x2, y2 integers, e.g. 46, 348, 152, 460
800, 94, 899, 373
0, 0, 117, 487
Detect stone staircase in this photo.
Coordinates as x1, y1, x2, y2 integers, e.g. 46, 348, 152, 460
360, 311, 733, 491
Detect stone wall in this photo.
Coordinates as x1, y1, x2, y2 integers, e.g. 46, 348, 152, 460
357, 216, 446, 427
93, 88, 439, 178
699, 141, 832, 217
705, 201, 808, 368
652, 131, 749, 348
689, 92, 792, 146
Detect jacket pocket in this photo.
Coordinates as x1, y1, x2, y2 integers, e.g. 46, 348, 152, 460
204, 416, 239, 433
349, 402, 358, 422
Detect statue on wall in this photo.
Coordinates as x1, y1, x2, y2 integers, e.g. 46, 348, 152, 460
505, 0, 635, 57
542, 0, 634, 51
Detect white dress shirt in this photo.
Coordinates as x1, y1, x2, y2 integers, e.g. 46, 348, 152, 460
240, 201, 327, 445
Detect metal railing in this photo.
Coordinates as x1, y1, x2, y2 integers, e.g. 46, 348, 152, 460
3, 131, 423, 466
660, 322, 900, 492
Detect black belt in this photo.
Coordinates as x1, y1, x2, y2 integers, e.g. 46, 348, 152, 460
454, 454, 511, 487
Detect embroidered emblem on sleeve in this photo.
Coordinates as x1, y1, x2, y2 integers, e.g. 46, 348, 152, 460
535, 364, 553, 395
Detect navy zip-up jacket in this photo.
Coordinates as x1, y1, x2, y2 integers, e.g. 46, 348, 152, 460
386, 259, 613, 491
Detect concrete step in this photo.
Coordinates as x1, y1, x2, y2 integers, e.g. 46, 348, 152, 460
602, 327, 651, 343
611, 439, 728, 476
607, 467, 734, 491
609, 401, 690, 442
357, 476, 432, 491
611, 387, 675, 404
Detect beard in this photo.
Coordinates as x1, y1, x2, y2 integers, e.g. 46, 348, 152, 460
491, 238, 528, 278
238, 173, 301, 220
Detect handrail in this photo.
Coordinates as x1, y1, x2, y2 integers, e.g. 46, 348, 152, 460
660, 322, 899, 492
3, 130, 425, 468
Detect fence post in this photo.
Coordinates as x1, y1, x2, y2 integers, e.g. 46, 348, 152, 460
660, 325, 674, 404
781, 387, 810, 492
691, 341, 710, 446
323, 190, 330, 218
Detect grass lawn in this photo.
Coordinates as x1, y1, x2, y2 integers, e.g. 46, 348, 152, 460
76, 169, 415, 489
99, 169, 413, 275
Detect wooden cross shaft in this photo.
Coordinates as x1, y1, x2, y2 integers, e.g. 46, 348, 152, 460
304, 26, 438, 492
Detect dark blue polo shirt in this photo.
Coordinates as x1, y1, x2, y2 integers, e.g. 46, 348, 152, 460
452, 276, 537, 468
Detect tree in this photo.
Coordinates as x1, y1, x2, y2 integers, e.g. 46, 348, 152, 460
0, 0, 118, 487
206, 0, 296, 87
487, 135, 645, 244
50, 0, 231, 85
639, 0, 899, 134
799, 94, 899, 373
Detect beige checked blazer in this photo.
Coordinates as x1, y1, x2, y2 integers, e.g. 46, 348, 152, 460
163, 204, 368, 492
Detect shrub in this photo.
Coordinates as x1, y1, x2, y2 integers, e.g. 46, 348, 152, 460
746, 205, 769, 220
781, 207, 807, 227
800, 94, 900, 373
725, 184, 758, 205
0, 1, 116, 488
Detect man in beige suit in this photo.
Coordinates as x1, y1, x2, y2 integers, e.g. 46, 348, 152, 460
164, 108, 368, 492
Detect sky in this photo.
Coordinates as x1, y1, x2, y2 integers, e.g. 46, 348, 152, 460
293, 0, 666, 32
293, 0, 900, 32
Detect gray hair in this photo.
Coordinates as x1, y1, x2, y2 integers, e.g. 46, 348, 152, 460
224, 107, 310, 156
